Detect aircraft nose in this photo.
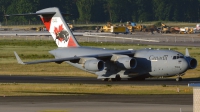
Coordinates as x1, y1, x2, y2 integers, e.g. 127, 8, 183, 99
181, 58, 189, 72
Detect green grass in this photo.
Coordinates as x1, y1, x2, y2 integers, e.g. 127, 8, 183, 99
0, 83, 193, 96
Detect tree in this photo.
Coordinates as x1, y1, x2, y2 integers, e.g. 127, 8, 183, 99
76, 0, 95, 23
0, 0, 13, 23
136, 0, 154, 22
90, 0, 107, 22
104, 0, 134, 23
6, 0, 40, 23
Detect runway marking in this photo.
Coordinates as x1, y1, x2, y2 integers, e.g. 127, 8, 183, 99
83, 35, 160, 42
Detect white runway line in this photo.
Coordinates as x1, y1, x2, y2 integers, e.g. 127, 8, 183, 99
83, 35, 160, 42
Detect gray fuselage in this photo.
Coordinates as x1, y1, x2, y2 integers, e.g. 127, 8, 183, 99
49, 47, 189, 79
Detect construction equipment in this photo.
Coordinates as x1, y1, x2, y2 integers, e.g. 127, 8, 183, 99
126, 21, 144, 32
100, 22, 127, 34
126, 21, 135, 32
67, 23, 74, 31
142, 25, 158, 33
179, 27, 195, 34
111, 26, 127, 34
196, 24, 200, 30
36, 26, 46, 31
160, 23, 170, 33
99, 22, 113, 32
170, 27, 180, 33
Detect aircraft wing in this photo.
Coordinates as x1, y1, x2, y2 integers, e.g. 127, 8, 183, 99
14, 50, 135, 65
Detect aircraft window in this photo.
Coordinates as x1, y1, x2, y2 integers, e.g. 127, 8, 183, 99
173, 56, 176, 59
179, 56, 184, 58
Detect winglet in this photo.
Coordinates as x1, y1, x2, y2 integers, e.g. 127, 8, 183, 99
185, 48, 190, 57
14, 51, 25, 65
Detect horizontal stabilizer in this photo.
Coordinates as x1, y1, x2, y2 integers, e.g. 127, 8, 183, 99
14, 51, 25, 64
4, 12, 72, 17
4, 12, 56, 16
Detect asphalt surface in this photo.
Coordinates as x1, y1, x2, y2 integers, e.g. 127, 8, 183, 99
0, 75, 196, 112
78, 32, 200, 47
0, 94, 193, 112
0, 75, 199, 85
1, 30, 200, 47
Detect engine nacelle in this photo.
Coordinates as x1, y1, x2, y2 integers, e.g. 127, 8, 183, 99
111, 55, 137, 69
186, 57, 197, 69
79, 58, 104, 71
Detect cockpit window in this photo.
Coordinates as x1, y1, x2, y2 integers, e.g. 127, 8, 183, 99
179, 56, 184, 58
173, 56, 176, 59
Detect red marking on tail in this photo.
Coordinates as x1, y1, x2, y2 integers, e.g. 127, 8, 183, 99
54, 25, 64, 42
54, 25, 63, 33
40, 17, 52, 31
68, 36, 77, 47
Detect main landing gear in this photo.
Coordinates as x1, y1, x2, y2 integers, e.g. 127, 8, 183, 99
102, 75, 121, 81
176, 77, 182, 81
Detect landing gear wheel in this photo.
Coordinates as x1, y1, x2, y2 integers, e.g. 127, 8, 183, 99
115, 75, 121, 81
102, 78, 109, 81
176, 77, 182, 81
111, 78, 116, 81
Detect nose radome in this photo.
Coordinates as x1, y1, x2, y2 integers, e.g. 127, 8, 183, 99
181, 58, 189, 72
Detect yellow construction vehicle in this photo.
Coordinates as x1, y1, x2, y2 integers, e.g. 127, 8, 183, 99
67, 23, 74, 31
126, 21, 135, 32
160, 23, 170, 33
99, 22, 113, 32
36, 26, 46, 31
100, 22, 127, 34
111, 26, 127, 34
179, 27, 195, 34
126, 21, 144, 32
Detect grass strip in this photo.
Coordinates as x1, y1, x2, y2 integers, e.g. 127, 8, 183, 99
0, 83, 192, 96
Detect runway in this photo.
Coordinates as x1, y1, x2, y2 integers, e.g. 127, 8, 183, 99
0, 75, 195, 112
1, 30, 200, 47
0, 94, 192, 112
0, 75, 199, 85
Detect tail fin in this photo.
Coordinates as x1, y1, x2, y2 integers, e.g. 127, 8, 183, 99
36, 7, 79, 47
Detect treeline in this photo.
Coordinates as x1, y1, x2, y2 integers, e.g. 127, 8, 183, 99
0, 0, 200, 24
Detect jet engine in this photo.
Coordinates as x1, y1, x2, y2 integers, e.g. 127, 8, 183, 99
79, 58, 105, 71
186, 57, 197, 69
111, 55, 137, 69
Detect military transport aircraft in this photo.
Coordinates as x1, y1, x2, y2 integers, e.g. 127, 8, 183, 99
7, 7, 197, 81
